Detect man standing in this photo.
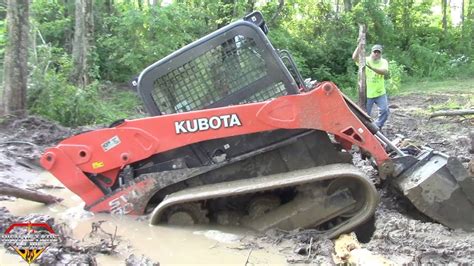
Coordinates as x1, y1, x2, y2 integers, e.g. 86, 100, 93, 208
352, 44, 389, 130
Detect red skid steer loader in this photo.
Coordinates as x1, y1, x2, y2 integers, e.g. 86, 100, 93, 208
40, 12, 473, 237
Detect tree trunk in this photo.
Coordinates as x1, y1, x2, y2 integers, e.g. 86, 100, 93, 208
357, 24, 367, 111
63, 0, 74, 53
344, 0, 352, 12
70, 0, 93, 88
86, 0, 94, 46
442, 0, 448, 32
1, 0, 29, 117
268, 0, 284, 26
105, 0, 113, 14
468, 0, 474, 51
461, 0, 465, 32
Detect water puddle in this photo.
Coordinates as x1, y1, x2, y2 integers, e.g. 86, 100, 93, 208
0, 171, 287, 265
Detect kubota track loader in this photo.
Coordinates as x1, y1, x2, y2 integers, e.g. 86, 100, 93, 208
40, 12, 473, 237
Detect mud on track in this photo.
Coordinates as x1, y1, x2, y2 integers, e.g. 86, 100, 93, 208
0, 90, 473, 264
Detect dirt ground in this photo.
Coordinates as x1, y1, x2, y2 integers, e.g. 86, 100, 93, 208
0, 90, 473, 265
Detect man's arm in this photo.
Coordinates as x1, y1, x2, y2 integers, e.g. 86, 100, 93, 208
366, 62, 388, 75
352, 44, 362, 61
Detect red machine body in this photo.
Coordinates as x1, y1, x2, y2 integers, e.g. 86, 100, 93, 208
40, 82, 389, 214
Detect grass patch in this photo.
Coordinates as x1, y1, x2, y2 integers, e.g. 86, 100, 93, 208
399, 77, 474, 95
391, 77, 474, 116
428, 98, 471, 112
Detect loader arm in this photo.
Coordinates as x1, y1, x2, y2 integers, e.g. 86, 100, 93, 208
40, 82, 390, 208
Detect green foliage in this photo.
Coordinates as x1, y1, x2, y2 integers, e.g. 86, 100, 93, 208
0, 17, 5, 84
31, 0, 72, 48
0, 4, 6, 84
22, 0, 474, 126
385, 60, 404, 95
28, 45, 141, 127
0, 15, 5, 59
95, 2, 211, 82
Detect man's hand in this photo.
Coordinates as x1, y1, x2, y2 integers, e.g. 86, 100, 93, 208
366, 63, 388, 75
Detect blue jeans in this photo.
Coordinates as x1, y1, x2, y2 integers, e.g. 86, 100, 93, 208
367, 94, 389, 129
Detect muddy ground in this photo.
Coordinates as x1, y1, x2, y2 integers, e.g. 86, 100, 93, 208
0, 90, 473, 265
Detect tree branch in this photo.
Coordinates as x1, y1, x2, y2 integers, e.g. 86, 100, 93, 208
0, 182, 63, 204
429, 109, 474, 119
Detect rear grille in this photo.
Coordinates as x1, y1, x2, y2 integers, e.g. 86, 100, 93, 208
152, 35, 287, 114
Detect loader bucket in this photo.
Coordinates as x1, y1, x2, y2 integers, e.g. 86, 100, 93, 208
391, 151, 474, 231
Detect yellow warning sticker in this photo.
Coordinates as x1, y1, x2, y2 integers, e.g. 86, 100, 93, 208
92, 161, 104, 169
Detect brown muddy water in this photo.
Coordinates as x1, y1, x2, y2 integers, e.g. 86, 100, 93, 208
0, 171, 286, 265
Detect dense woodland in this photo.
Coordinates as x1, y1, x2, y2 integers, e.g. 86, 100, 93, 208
0, 0, 473, 126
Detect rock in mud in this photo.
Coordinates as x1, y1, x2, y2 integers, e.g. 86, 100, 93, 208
37, 248, 98, 266
333, 233, 395, 265
469, 158, 474, 176
0, 207, 14, 233
125, 254, 159, 266
260, 228, 335, 264
469, 131, 474, 153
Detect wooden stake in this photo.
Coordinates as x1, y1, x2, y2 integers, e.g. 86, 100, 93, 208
357, 24, 367, 110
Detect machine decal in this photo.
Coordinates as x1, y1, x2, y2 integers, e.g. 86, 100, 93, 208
102, 135, 121, 152
175, 114, 242, 134
109, 195, 133, 215
92, 161, 105, 169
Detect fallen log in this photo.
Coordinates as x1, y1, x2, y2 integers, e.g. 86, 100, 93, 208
0, 182, 63, 204
429, 109, 474, 119
0, 141, 37, 146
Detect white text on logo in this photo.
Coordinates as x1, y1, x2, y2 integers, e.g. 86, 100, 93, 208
175, 114, 242, 134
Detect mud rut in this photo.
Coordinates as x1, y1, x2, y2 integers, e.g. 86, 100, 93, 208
0, 91, 473, 265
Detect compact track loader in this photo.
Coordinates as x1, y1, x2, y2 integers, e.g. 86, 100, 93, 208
40, 12, 473, 237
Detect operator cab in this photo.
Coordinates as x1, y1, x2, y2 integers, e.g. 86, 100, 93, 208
136, 11, 299, 116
